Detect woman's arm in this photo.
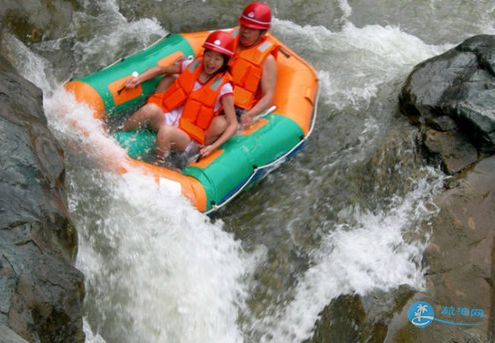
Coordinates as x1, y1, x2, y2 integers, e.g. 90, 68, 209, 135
200, 94, 238, 157
126, 64, 181, 88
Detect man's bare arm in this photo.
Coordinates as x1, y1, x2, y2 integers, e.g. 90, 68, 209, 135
241, 54, 277, 124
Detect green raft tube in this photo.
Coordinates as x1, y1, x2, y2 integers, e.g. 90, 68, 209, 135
65, 29, 319, 214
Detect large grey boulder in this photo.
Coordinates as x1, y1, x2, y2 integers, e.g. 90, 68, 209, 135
308, 35, 495, 343
0, 55, 84, 342
386, 155, 495, 343
400, 35, 495, 167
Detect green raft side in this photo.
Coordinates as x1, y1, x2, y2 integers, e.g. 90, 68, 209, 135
114, 130, 156, 158
112, 114, 303, 211
76, 34, 195, 117
184, 114, 303, 209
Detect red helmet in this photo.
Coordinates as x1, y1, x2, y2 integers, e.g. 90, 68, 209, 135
238, 2, 272, 30
202, 31, 235, 57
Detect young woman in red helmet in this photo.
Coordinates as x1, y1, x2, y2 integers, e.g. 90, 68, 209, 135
123, 31, 238, 161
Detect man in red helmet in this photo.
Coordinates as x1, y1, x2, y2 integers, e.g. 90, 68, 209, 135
205, 1, 278, 141
231, 1, 277, 125
151, 2, 277, 143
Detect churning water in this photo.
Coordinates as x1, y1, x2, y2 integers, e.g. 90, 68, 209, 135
3, 0, 494, 342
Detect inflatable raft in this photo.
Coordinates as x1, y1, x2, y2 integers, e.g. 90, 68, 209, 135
65, 29, 319, 214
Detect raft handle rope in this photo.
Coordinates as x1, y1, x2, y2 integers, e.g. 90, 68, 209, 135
205, 90, 320, 215
117, 72, 139, 95
236, 105, 278, 131
279, 47, 291, 58
253, 105, 277, 122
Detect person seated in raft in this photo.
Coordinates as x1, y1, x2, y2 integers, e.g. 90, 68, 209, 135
154, 1, 278, 139
206, 1, 278, 138
122, 31, 237, 161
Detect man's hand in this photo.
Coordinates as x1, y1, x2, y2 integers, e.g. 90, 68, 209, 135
240, 112, 254, 127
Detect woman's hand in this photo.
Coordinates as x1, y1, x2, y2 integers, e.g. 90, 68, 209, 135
125, 76, 140, 88
200, 145, 215, 157
203, 94, 237, 157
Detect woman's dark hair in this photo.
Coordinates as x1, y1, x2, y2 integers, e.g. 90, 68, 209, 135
204, 49, 231, 74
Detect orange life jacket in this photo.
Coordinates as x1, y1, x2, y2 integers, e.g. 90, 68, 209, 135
229, 28, 278, 110
155, 57, 232, 144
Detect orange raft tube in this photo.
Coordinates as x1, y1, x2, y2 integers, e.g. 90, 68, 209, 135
65, 29, 319, 214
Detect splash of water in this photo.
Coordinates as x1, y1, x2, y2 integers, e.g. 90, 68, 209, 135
1, 33, 57, 91
250, 167, 443, 343
4, 13, 250, 342
337, 0, 353, 21
3, 3, 465, 342
43, 70, 250, 343
273, 18, 452, 111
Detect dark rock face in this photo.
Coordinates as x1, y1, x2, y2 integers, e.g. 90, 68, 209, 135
400, 35, 495, 161
0, 0, 76, 43
386, 155, 495, 343
309, 35, 495, 343
0, 325, 29, 342
387, 35, 495, 343
308, 287, 415, 343
422, 129, 478, 174
0, 60, 84, 342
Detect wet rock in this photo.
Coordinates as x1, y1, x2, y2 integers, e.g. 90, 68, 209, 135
386, 156, 495, 343
0, 325, 28, 343
0, 61, 84, 341
423, 128, 478, 174
308, 286, 415, 343
377, 34, 495, 343
0, 0, 76, 44
309, 294, 367, 343
425, 115, 458, 132
306, 118, 494, 342
0, 54, 15, 74
400, 34, 495, 161
304, 170, 495, 343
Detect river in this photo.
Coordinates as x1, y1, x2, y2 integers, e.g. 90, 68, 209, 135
2, 0, 494, 342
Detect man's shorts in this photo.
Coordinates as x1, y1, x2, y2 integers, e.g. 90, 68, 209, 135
235, 106, 245, 119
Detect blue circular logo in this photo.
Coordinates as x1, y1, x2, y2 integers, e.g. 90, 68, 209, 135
407, 301, 435, 328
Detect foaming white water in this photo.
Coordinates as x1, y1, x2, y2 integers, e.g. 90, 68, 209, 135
336, 0, 352, 20
480, 5, 495, 34
71, 0, 166, 74
254, 167, 444, 343
72, 18, 166, 72
5, 3, 462, 342
84, 320, 106, 343
352, 117, 380, 163
1, 33, 57, 91
5, 17, 249, 342
43, 87, 249, 343
273, 19, 452, 110
74, 168, 247, 343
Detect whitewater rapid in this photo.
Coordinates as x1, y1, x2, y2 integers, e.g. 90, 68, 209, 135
1, 0, 455, 341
